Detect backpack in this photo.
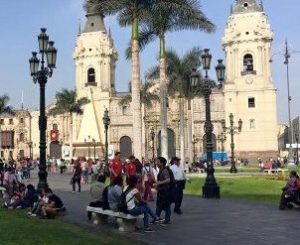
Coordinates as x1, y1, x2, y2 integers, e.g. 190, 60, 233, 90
102, 186, 109, 210
117, 187, 134, 213
166, 166, 176, 203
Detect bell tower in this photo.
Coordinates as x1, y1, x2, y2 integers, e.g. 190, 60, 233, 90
73, 12, 118, 100
71, 10, 118, 147
222, 0, 278, 158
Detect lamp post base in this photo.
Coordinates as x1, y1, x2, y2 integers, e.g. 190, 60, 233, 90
37, 169, 48, 191
230, 165, 238, 173
287, 146, 295, 166
202, 183, 220, 199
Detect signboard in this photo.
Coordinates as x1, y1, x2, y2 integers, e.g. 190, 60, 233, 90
62, 145, 71, 159
108, 145, 114, 160
286, 144, 300, 149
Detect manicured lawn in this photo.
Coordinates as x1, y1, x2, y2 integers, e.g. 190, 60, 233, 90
0, 210, 136, 245
184, 176, 286, 205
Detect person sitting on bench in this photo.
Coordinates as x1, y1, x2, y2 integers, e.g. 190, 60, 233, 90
108, 176, 123, 211
125, 176, 160, 233
87, 175, 107, 219
279, 171, 300, 210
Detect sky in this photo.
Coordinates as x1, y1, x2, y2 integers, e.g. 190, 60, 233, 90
0, 0, 300, 124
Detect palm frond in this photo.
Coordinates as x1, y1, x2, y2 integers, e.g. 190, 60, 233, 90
118, 94, 132, 106
125, 25, 157, 60
48, 89, 90, 116
84, 0, 121, 16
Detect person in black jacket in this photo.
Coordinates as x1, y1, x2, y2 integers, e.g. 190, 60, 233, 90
72, 161, 82, 192
153, 157, 172, 225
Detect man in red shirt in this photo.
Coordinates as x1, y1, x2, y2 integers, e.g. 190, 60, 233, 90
109, 152, 123, 183
126, 155, 136, 178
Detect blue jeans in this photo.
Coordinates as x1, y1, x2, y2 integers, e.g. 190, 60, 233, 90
128, 203, 157, 229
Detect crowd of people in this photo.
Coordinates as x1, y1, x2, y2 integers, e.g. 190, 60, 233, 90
87, 152, 188, 233
0, 158, 65, 219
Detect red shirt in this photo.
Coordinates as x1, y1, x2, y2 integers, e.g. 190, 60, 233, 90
109, 158, 123, 182
126, 162, 136, 177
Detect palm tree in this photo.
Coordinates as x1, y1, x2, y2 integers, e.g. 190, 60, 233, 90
48, 89, 89, 159
118, 81, 159, 109
146, 48, 208, 164
125, 0, 215, 160
0, 94, 13, 114
84, 0, 154, 160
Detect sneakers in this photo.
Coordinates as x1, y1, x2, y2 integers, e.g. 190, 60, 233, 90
27, 211, 32, 215
160, 220, 171, 226
150, 218, 163, 225
144, 228, 155, 233
30, 213, 37, 217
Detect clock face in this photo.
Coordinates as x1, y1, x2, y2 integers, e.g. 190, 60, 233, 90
245, 76, 253, 84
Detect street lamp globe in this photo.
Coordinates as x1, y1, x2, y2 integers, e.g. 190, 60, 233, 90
29, 52, 40, 76
201, 49, 212, 71
190, 68, 200, 88
103, 108, 111, 126
238, 119, 243, 132
46, 41, 57, 69
215, 59, 226, 82
38, 28, 49, 53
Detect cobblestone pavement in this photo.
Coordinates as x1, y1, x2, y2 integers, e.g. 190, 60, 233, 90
31, 170, 299, 245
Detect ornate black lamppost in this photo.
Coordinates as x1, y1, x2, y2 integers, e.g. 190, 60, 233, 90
217, 133, 226, 164
92, 138, 96, 160
103, 108, 110, 166
295, 133, 299, 165
28, 141, 33, 159
192, 134, 199, 163
221, 113, 242, 173
29, 28, 57, 190
191, 49, 225, 198
150, 127, 155, 160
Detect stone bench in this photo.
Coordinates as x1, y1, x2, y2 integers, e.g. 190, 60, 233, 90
263, 168, 288, 175
86, 206, 143, 232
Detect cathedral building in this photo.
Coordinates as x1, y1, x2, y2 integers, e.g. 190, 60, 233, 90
0, 0, 278, 163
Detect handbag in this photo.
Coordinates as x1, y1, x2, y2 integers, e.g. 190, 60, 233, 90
70, 177, 74, 185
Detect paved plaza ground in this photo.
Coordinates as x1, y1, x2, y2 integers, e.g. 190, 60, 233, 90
33, 170, 299, 245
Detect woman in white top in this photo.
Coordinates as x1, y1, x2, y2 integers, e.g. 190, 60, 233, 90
142, 161, 155, 201
125, 176, 160, 233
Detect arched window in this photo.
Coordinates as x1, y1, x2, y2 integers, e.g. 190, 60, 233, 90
243, 54, 254, 74
19, 133, 24, 142
52, 123, 58, 130
87, 68, 96, 83
249, 119, 256, 129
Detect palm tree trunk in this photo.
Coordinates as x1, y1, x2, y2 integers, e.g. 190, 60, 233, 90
69, 112, 73, 160
159, 36, 168, 160
131, 17, 142, 160
179, 98, 185, 167
188, 99, 193, 164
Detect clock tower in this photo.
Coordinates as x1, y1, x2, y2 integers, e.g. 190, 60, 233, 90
222, 0, 278, 158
